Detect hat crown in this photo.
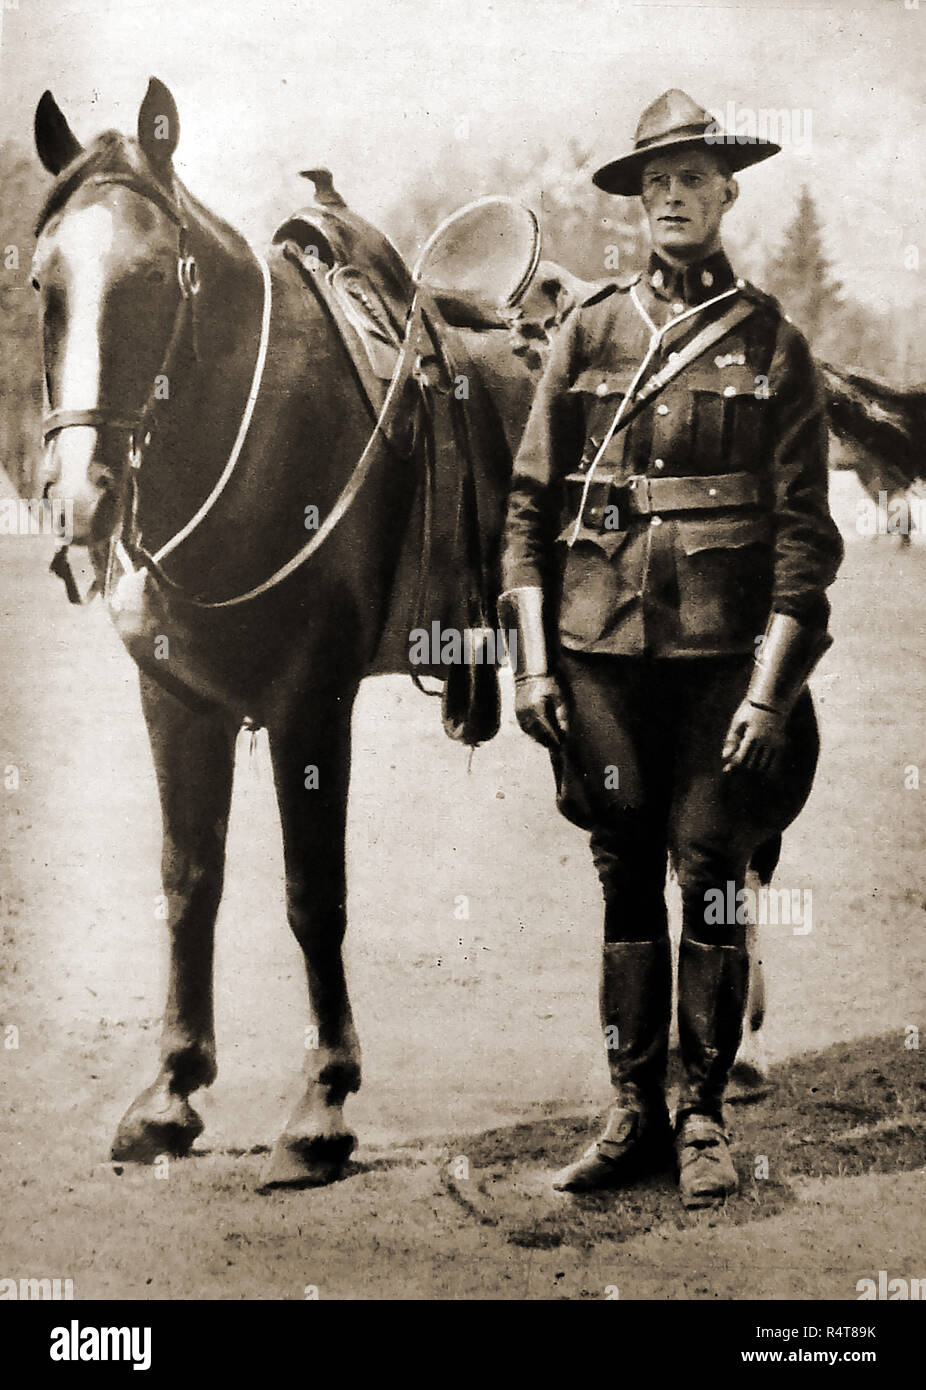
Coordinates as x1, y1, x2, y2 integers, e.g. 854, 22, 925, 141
592, 87, 780, 196
635, 89, 713, 149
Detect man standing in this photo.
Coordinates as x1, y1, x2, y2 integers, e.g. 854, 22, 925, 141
499, 90, 843, 1206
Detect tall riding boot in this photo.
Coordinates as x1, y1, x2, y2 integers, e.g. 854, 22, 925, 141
553, 939, 673, 1193
675, 936, 749, 1207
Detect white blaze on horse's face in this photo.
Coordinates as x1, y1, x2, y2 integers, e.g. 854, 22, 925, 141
35, 185, 180, 544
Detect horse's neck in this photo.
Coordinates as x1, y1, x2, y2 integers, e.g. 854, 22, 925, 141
134, 219, 266, 555
133, 217, 379, 599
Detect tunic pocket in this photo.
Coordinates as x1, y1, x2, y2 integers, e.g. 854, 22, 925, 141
685, 361, 768, 473
556, 525, 638, 646
568, 368, 638, 468
675, 513, 773, 645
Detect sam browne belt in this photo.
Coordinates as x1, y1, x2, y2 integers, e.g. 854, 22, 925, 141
565, 469, 767, 530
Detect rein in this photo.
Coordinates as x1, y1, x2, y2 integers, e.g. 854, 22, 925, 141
152, 253, 272, 566
130, 291, 426, 609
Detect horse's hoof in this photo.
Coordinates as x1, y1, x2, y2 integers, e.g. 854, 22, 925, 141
111, 1089, 205, 1163
260, 1131, 356, 1190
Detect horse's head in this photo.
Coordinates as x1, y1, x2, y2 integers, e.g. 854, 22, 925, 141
33, 78, 195, 545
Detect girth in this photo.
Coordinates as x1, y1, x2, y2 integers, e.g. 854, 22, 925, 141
565, 469, 767, 529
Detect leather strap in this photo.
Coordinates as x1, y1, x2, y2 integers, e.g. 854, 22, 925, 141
621, 470, 763, 516
677, 1112, 728, 1147
566, 469, 765, 528
606, 296, 758, 438
42, 408, 139, 442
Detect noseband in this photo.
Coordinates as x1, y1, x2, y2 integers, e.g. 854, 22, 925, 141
40, 174, 201, 458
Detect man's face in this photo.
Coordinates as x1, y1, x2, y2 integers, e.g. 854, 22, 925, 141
640, 148, 737, 261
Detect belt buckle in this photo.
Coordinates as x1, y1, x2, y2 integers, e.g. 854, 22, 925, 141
627, 475, 652, 515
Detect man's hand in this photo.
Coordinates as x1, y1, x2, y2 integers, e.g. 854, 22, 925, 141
514, 674, 569, 749
722, 699, 787, 774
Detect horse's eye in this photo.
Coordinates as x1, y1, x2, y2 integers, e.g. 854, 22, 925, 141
30, 276, 40, 292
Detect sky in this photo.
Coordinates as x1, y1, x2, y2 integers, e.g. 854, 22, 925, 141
1, 0, 923, 313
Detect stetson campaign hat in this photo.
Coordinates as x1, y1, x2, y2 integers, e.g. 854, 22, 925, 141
592, 88, 781, 197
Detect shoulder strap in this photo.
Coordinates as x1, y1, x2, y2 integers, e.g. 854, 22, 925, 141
579, 272, 639, 308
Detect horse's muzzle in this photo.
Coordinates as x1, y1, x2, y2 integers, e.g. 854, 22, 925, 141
44, 428, 127, 545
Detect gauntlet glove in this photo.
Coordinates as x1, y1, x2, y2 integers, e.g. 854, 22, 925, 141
723, 613, 831, 774
498, 586, 569, 750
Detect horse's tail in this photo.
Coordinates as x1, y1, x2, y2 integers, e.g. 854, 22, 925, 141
749, 833, 782, 887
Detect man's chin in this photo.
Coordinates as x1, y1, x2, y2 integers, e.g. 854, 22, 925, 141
653, 230, 709, 261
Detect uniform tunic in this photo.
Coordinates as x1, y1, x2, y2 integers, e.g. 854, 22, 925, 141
502, 250, 843, 658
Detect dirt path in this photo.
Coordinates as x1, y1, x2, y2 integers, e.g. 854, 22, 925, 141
1, 488, 924, 1299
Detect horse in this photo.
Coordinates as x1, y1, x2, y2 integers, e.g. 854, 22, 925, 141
32, 78, 525, 1188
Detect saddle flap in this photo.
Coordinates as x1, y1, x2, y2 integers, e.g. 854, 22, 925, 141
328, 266, 405, 380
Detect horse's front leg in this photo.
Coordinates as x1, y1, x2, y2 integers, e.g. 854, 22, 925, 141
111, 672, 237, 1162
263, 687, 360, 1188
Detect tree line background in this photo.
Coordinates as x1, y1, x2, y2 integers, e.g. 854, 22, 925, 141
2, 134, 921, 498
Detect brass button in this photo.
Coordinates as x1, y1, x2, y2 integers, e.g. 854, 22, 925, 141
595, 381, 609, 396
654, 458, 665, 470
708, 487, 717, 496
723, 385, 736, 397
650, 515, 662, 526
668, 351, 679, 362
656, 404, 669, 415
672, 302, 684, 315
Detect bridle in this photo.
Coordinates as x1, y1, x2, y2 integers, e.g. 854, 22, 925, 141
41, 174, 203, 464
43, 174, 206, 606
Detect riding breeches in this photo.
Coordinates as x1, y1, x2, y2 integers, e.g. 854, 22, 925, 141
554, 650, 765, 949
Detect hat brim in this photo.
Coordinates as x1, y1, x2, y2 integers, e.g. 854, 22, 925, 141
592, 134, 781, 197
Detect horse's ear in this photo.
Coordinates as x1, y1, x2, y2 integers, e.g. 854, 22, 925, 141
34, 90, 83, 175
138, 77, 179, 174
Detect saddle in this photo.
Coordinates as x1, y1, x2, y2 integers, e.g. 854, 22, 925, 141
272, 175, 542, 745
